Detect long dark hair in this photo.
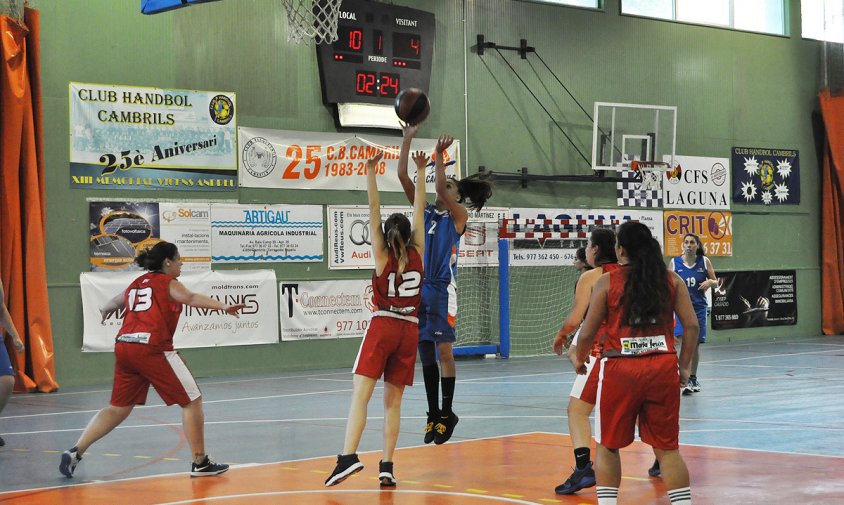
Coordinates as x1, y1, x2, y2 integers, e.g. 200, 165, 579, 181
684, 233, 705, 258
617, 222, 670, 326
135, 241, 178, 271
383, 213, 412, 273
457, 173, 493, 212
590, 228, 617, 265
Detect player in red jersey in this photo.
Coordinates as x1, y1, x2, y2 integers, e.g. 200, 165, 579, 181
59, 242, 245, 479
573, 221, 699, 505
325, 149, 428, 488
550, 228, 618, 495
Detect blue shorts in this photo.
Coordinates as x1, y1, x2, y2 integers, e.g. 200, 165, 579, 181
1, 339, 14, 377
675, 306, 708, 343
418, 283, 456, 343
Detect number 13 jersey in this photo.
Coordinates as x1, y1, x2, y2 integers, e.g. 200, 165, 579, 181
117, 272, 182, 351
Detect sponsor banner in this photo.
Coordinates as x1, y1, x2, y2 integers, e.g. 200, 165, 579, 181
663, 210, 733, 257
279, 279, 374, 340
327, 205, 510, 269
89, 201, 161, 272
711, 270, 797, 329
328, 205, 411, 270
70, 83, 236, 191
81, 270, 279, 352
459, 207, 510, 267
159, 203, 212, 271
238, 127, 461, 192
731, 147, 800, 205
663, 155, 730, 210
211, 204, 323, 263
508, 208, 663, 266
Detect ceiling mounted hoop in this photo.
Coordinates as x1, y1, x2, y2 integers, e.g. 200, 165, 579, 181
280, 0, 343, 44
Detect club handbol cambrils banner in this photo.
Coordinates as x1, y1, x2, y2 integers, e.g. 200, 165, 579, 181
237, 127, 461, 192
711, 270, 797, 330
89, 201, 212, 272
731, 147, 800, 205
663, 210, 733, 257
662, 155, 730, 210
507, 208, 664, 267
70, 83, 237, 191
279, 279, 374, 340
210, 204, 323, 263
80, 270, 279, 352
327, 205, 510, 269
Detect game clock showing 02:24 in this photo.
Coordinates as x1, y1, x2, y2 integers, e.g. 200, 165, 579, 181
316, 0, 435, 106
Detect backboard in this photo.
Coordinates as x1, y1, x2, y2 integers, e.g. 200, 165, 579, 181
591, 102, 677, 172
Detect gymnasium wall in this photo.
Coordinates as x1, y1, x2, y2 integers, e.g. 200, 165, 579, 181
35, 0, 822, 387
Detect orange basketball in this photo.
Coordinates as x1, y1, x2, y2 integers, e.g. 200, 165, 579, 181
394, 88, 430, 125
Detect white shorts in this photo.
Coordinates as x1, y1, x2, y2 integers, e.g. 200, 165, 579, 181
569, 356, 598, 401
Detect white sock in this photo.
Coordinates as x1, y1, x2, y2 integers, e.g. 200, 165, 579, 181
668, 486, 692, 504
596, 486, 619, 505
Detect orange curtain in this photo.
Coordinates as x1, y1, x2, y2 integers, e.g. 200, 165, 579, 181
818, 90, 844, 335
0, 8, 58, 392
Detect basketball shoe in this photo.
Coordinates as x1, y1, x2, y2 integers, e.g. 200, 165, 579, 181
325, 453, 364, 487
689, 376, 701, 392
423, 411, 438, 444
59, 447, 82, 478
648, 459, 661, 477
434, 411, 459, 445
379, 460, 397, 487
190, 455, 229, 477
555, 461, 597, 495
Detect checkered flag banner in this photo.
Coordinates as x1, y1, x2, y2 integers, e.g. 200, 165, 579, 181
616, 169, 662, 208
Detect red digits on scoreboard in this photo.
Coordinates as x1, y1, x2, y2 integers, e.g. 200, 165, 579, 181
349, 29, 362, 50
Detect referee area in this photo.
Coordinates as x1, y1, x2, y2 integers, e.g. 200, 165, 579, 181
2, 336, 842, 504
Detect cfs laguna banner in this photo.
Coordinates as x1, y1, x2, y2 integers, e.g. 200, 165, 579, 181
711, 270, 797, 330
81, 270, 279, 351
70, 83, 237, 191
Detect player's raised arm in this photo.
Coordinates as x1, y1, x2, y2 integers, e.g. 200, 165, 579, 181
410, 150, 428, 255
434, 134, 468, 232
366, 151, 389, 274
398, 123, 422, 205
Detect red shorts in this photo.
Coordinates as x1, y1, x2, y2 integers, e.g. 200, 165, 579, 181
111, 343, 201, 407
353, 316, 418, 386
594, 353, 680, 450
569, 355, 599, 404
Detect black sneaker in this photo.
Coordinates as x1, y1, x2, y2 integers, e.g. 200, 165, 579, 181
59, 447, 82, 478
423, 411, 438, 444
555, 461, 596, 495
190, 455, 229, 477
648, 459, 661, 477
433, 412, 459, 445
379, 460, 397, 487
0, 435, 4, 447
325, 453, 364, 487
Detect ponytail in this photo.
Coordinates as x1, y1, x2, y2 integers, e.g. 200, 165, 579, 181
616, 223, 670, 326
386, 225, 409, 273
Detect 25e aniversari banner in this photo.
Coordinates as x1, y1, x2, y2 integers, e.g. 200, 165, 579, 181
70, 83, 237, 191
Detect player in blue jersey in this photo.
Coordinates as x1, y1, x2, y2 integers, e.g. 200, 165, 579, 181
649, 232, 716, 478
398, 124, 493, 445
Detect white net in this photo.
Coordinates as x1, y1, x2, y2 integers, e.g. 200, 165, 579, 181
281, 0, 342, 44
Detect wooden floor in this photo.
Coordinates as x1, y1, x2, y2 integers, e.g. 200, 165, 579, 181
1, 337, 843, 504
3, 432, 844, 504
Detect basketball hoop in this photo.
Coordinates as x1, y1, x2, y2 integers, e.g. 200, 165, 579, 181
280, 0, 342, 44
630, 161, 669, 191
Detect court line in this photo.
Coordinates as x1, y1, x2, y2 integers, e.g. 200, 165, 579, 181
156, 489, 543, 505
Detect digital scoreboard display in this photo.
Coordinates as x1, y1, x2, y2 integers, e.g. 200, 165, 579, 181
316, 0, 435, 105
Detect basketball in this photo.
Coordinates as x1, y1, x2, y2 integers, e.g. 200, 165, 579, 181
395, 88, 430, 125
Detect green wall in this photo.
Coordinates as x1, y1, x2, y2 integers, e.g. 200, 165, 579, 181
36, 0, 822, 387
